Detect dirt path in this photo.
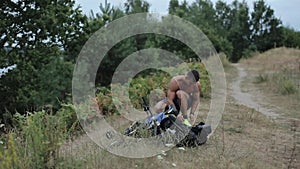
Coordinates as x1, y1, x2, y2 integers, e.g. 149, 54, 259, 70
229, 63, 280, 119
227, 63, 299, 168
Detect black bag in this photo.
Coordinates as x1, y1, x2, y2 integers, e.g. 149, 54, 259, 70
176, 122, 212, 147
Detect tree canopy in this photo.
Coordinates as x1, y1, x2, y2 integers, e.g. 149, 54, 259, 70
1, 0, 299, 121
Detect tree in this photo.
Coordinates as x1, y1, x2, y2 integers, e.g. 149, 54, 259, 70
283, 27, 300, 48
186, 0, 233, 57
171, 0, 189, 18
169, 0, 180, 15
250, 0, 284, 51
0, 0, 87, 53
215, 0, 232, 35
227, 0, 251, 62
188, 0, 215, 27
0, 0, 87, 117
125, 0, 150, 14
86, 1, 136, 86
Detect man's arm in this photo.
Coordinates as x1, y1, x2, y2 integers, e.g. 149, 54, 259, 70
189, 83, 201, 125
190, 82, 201, 114
190, 93, 199, 113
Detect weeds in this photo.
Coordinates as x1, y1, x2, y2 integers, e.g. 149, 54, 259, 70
0, 108, 79, 169
0, 102, 292, 168
1, 48, 299, 168
56, 102, 285, 169
272, 73, 298, 95
219, 53, 231, 68
0, 133, 18, 169
255, 73, 269, 83
279, 79, 297, 95
254, 68, 299, 95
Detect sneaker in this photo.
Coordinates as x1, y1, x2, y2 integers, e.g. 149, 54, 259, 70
183, 119, 192, 127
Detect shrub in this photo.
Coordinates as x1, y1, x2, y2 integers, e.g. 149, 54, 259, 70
280, 79, 297, 95
255, 74, 269, 83
0, 108, 79, 169
96, 87, 116, 115
272, 73, 298, 95
94, 62, 211, 115
0, 133, 18, 169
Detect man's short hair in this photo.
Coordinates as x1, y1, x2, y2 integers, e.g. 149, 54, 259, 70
187, 70, 200, 82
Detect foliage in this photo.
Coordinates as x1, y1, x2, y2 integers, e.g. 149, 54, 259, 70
219, 53, 231, 69
96, 87, 116, 115
168, 0, 291, 62
2, 0, 300, 121
0, 47, 74, 118
1, 0, 299, 168
283, 27, 300, 48
280, 80, 297, 95
250, 0, 284, 51
125, 0, 150, 14
0, 108, 79, 169
0, 133, 18, 169
0, 0, 87, 54
226, 0, 251, 62
128, 70, 171, 109
255, 74, 269, 83
94, 62, 210, 115
0, 0, 87, 117
272, 73, 298, 95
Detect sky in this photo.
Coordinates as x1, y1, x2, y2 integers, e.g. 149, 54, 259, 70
75, 0, 300, 31
0, 64, 17, 78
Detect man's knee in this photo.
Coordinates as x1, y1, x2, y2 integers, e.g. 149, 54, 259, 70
176, 90, 188, 99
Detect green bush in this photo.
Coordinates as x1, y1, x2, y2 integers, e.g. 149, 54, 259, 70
127, 62, 210, 109
0, 108, 79, 169
0, 133, 18, 169
94, 62, 211, 115
129, 70, 171, 109
96, 87, 117, 115
56, 103, 81, 134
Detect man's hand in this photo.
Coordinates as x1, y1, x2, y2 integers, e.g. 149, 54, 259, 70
177, 113, 185, 122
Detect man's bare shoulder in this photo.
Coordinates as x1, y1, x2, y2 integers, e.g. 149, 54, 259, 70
172, 75, 185, 82
169, 75, 184, 91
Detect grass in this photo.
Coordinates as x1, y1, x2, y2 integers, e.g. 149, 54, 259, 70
1, 48, 299, 168
236, 47, 300, 168
59, 48, 299, 168
219, 52, 232, 69
254, 70, 299, 95
255, 73, 269, 84
0, 106, 295, 169
56, 97, 298, 169
240, 47, 300, 117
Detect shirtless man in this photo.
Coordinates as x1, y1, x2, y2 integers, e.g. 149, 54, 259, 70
167, 70, 201, 126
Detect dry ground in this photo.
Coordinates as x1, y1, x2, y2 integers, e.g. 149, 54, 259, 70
59, 48, 299, 169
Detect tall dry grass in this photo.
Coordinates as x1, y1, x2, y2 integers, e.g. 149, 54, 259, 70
57, 99, 298, 169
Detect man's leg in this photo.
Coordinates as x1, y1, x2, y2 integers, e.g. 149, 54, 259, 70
175, 90, 189, 122
153, 99, 167, 114
187, 97, 196, 126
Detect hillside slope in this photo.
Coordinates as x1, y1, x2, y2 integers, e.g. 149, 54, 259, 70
58, 47, 299, 169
